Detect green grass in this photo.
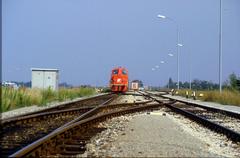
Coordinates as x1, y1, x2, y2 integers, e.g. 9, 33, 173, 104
1, 87, 96, 112
175, 89, 240, 106
57, 87, 96, 101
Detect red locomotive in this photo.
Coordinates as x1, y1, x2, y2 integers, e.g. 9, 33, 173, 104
110, 67, 129, 92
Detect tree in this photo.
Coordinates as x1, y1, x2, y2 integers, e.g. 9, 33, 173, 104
229, 73, 240, 91
237, 80, 240, 91
168, 78, 176, 89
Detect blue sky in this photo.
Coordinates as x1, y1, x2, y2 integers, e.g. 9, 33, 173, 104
3, 0, 240, 86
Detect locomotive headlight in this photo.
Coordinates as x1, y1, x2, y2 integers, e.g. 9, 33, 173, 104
117, 78, 121, 83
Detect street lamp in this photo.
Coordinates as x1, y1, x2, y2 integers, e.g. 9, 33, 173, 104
219, 0, 223, 93
157, 15, 166, 19
157, 14, 183, 90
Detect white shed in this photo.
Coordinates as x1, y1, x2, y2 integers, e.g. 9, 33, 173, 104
31, 68, 59, 90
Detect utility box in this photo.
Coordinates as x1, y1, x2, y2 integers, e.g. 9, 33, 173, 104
31, 68, 59, 90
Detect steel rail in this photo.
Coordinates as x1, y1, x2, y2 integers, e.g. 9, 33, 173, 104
7, 97, 149, 131
10, 103, 162, 157
1, 94, 116, 157
121, 92, 144, 96
164, 103, 240, 142
160, 95, 240, 119
1, 93, 114, 129
56, 96, 117, 130
2, 96, 148, 133
104, 100, 152, 108
2, 106, 93, 125
143, 92, 240, 143
1, 93, 112, 120
142, 91, 240, 119
56, 96, 151, 130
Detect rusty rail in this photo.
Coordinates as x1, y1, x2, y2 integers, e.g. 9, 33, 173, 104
143, 91, 240, 143
1, 94, 115, 157
10, 102, 162, 157
2, 93, 113, 120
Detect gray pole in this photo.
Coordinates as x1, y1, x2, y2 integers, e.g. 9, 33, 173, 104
189, 48, 192, 90
219, 0, 222, 93
177, 26, 180, 90
190, 64, 192, 90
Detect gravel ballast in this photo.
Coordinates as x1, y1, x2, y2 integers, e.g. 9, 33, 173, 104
82, 109, 240, 157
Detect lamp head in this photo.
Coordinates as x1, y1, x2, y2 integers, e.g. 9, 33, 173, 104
157, 14, 166, 19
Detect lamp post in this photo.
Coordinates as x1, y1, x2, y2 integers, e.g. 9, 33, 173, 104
219, 0, 223, 93
187, 47, 192, 90
157, 14, 183, 90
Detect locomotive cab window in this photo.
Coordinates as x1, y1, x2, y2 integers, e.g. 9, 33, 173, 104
112, 69, 118, 75
122, 69, 127, 75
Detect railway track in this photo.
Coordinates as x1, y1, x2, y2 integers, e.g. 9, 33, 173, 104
2, 92, 161, 157
142, 91, 240, 143
0, 93, 115, 157
3, 93, 114, 119
1, 93, 114, 130
7, 90, 238, 157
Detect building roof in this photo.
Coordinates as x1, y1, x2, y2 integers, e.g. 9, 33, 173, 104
31, 68, 59, 72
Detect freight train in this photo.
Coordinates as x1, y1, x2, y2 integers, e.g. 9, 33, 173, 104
109, 67, 128, 92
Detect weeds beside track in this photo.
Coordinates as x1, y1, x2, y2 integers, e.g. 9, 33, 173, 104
1, 87, 96, 112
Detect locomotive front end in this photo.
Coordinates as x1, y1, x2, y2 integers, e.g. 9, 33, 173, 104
110, 67, 128, 92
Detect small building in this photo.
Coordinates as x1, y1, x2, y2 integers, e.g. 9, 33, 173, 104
131, 81, 139, 90
131, 80, 144, 90
31, 68, 59, 90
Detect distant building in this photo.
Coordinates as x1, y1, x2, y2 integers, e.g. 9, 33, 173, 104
131, 80, 144, 90
2, 81, 19, 89
131, 81, 139, 90
31, 68, 59, 90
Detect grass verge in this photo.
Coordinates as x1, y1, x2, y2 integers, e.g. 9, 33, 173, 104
175, 89, 240, 106
1, 87, 96, 112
